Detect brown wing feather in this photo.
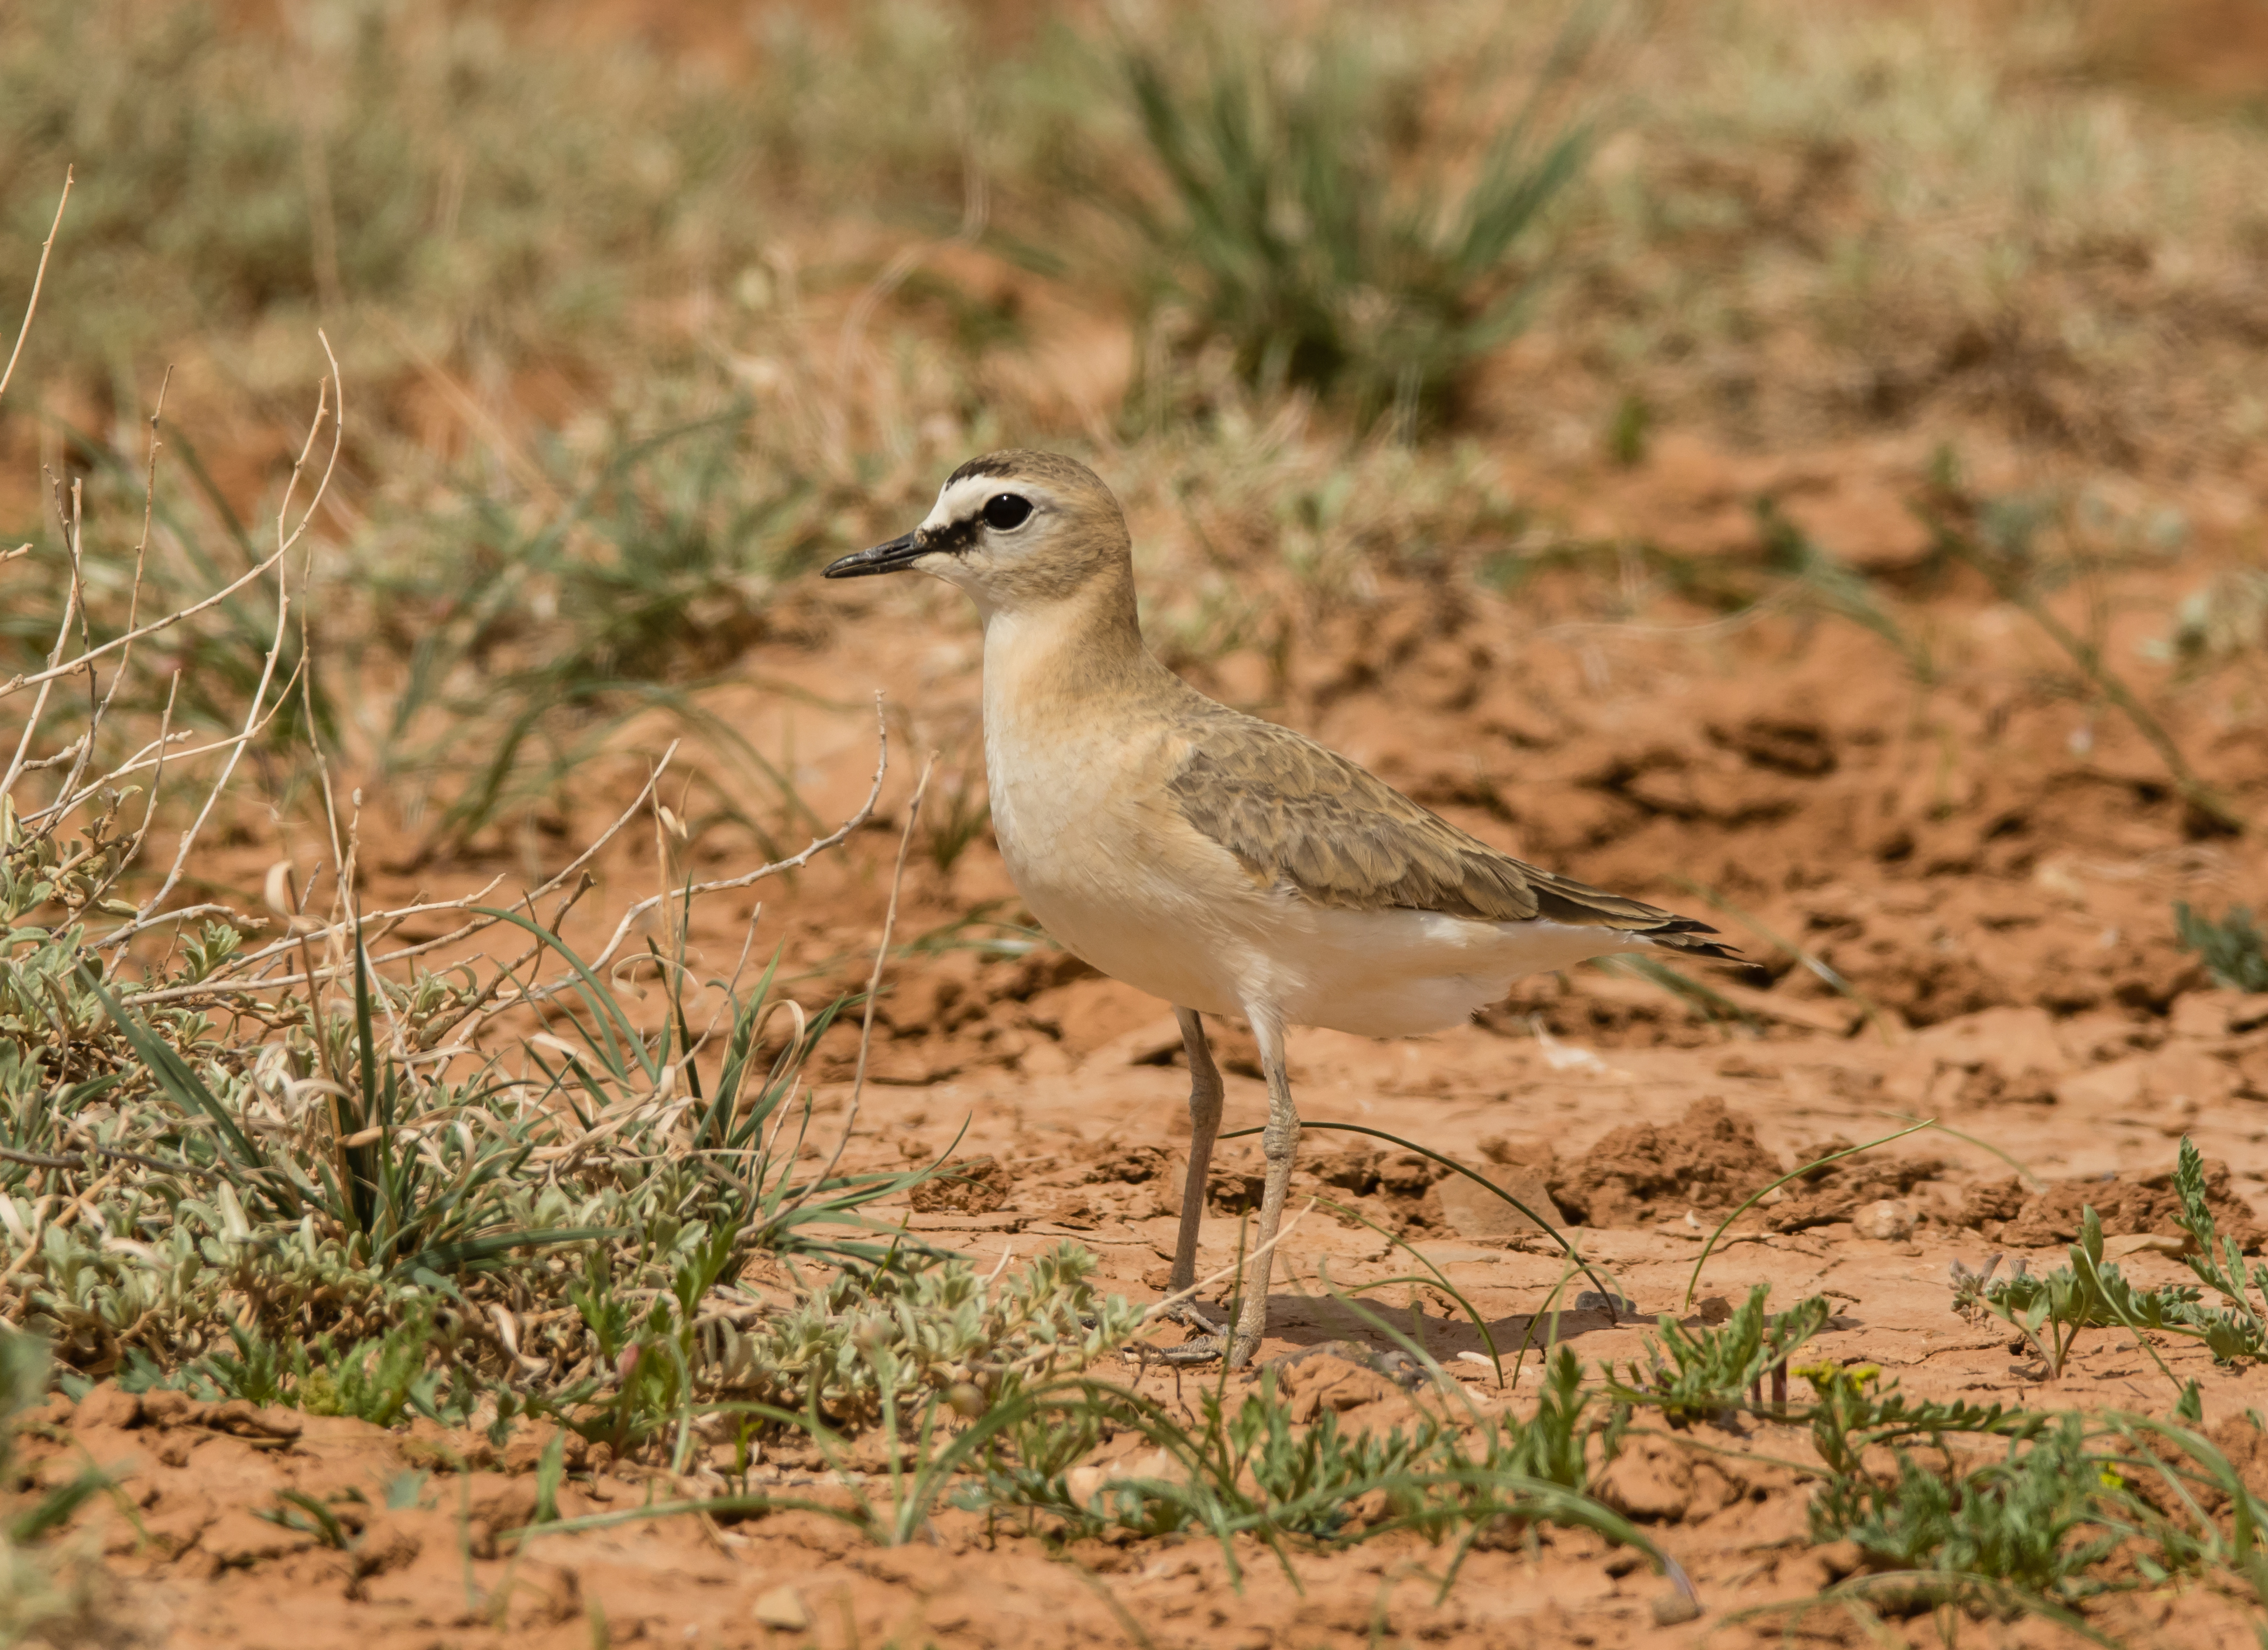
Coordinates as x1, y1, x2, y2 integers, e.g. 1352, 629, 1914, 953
1166, 713, 1735, 958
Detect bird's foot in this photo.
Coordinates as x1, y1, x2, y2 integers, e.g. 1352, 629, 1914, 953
1159, 1298, 1226, 1335
1126, 1323, 1260, 1368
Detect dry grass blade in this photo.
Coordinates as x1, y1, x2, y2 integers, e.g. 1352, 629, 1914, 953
0, 167, 69, 409
802, 749, 934, 1206
129, 331, 346, 925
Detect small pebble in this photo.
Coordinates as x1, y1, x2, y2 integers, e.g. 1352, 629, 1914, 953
1852, 1199, 1914, 1241
753, 1585, 809, 1631
1652, 1589, 1704, 1626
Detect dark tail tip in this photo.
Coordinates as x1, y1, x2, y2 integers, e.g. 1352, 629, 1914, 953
1646, 917, 1747, 966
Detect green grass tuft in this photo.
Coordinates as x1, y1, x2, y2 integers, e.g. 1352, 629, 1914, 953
1112, 15, 1589, 430
2174, 902, 2268, 994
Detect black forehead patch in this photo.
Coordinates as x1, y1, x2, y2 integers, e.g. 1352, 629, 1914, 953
919, 514, 983, 557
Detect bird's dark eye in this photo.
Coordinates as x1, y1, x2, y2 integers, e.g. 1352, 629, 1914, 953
982, 493, 1034, 531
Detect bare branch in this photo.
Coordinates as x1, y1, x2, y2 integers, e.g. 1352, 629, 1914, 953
796, 746, 932, 1219
121, 709, 882, 1007
120, 737, 689, 999
0, 503, 85, 797
82, 675, 179, 918
48, 371, 174, 829
0, 168, 70, 410
585, 698, 889, 976
131, 337, 344, 925
0, 544, 296, 705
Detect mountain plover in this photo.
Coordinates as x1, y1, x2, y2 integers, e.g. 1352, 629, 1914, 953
825, 451, 1733, 1364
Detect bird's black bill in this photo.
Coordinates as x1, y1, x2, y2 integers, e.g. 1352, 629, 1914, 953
822, 533, 924, 579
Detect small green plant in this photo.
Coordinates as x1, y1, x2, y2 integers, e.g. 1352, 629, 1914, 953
1611, 1286, 1830, 1427
1479, 1343, 1596, 1492
712, 1242, 1146, 1433
1951, 1209, 2215, 1378
1950, 1147, 2268, 1375
964, 1354, 1643, 1577
1727, 1393, 2268, 1635
84, 943, 619, 1287
199, 1306, 470, 1429
2174, 903, 2268, 994
262, 1490, 349, 1551
1190, 1375, 1439, 1542
1794, 1361, 2045, 1481
2171, 1136, 2268, 1362
1810, 1416, 2136, 1608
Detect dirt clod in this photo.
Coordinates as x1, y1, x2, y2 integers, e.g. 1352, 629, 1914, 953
1549, 1097, 1780, 1227
74, 1381, 140, 1431
1766, 1148, 1950, 1232
1085, 1144, 1169, 1184
1207, 1164, 1266, 1213
910, 1155, 1013, 1213
1958, 1176, 2032, 1231
1594, 1434, 1696, 1521
1312, 1145, 1381, 1192
1437, 1163, 1563, 1237
1994, 1157, 2267, 1250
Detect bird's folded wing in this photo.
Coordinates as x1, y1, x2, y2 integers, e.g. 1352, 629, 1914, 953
1165, 715, 1731, 951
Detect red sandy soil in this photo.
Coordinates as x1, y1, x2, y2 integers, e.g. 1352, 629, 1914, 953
20, 413, 2268, 1649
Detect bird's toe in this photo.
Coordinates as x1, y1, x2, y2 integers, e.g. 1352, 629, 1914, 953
1125, 1325, 1260, 1368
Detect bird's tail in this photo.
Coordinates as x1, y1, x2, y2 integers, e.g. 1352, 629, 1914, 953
1635, 915, 1744, 964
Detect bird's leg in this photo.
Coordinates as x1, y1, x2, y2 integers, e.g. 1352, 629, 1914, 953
1224, 1008, 1298, 1368
1168, 1007, 1224, 1301
1152, 1008, 1298, 1367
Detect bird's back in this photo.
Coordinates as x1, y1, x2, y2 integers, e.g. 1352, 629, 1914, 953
1157, 683, 1733, 959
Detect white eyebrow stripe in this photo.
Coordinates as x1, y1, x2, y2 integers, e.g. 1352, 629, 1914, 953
925, 476, 1025, 536
922, 475, 1002, 533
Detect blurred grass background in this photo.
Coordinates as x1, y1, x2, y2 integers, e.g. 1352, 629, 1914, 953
2, 0, 2266, 853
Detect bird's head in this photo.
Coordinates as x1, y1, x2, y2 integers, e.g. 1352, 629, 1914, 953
822, 450, 1132, 620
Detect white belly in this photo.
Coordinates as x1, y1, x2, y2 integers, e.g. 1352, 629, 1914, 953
1250, 904, 1646, 1037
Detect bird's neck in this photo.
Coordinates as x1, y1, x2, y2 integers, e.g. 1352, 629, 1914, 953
980, 575, 1173, 723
